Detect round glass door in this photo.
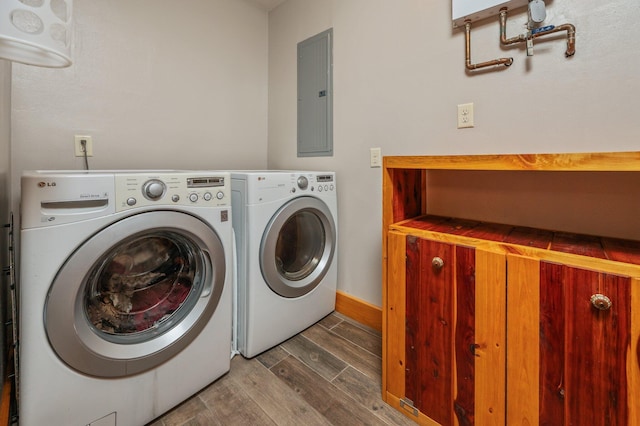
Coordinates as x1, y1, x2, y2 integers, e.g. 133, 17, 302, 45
260, 197, 336, 298
84, 232, 204, 343
45, 211, 226, 377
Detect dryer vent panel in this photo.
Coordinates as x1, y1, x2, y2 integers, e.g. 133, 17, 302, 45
297, 29, 333, 157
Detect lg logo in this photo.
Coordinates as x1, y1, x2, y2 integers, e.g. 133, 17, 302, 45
37, 181, 56, 188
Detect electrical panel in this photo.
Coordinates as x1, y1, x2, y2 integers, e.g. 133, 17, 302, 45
453, 0, 529, 28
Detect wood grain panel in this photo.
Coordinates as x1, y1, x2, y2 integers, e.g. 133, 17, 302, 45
504, 227, 553, 249
271, 356, 385, 425
206, 379, 278, 425
631, 278, 640, 426
333, 366, 417, 426
550, 232, 607, 259
391, 169, 423, 223
415, 238, 454, 425
506, 254, 540, 425
330, 320, 382, 356
564, 269, 629, 426
302, 324, 381, 381
474, 249, 506, 426
602, 238, 640, 265
227, 355, 331, 426
335, 290, 382, 332
463, 222, 512, 242
404, 235, 420, 405
540, 263, 633, 425
539, 262, 566, 425
280, 335, 347, 381
427, 218, 480, 236
454, 245, 475, 426
384, 151, 640, 172
385, 231, 407, 399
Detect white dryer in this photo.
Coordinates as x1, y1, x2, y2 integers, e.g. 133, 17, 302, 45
19, 171, 233, 426
231, 171, 338, 358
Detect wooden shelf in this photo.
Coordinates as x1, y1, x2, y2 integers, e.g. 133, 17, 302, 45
382, 151, 640, 253
381, 151, 640, 425
383, 151, 640, 171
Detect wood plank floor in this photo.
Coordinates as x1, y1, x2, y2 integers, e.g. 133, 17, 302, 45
148, 312, 415, 426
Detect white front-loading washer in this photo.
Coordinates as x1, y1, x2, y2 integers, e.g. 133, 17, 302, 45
19, 170, 233, 426
231, 171, 338, 358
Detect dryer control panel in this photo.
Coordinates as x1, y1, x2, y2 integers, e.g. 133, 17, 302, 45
287, 173, 336, 194
115, 172, 230, 212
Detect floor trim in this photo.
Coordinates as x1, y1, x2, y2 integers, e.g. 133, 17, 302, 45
335, 290, 382, 332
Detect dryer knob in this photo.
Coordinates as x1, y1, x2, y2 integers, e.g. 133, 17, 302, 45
297, 176, 308, 190
143, 179, 166, 200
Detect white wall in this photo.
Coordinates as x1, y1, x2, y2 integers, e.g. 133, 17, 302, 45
9, 0, 640, 308
11, 0, 269, 211
267, 0, 640, 306
0, 60, 10, 388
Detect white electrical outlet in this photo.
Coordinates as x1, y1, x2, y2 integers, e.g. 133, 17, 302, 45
457, 103, 475, 129
74, 135, 93, 157
370, 147, 382, 168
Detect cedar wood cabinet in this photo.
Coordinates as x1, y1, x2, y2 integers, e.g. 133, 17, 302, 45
381, 152, 640, 426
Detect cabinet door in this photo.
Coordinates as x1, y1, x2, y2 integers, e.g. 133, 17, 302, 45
508, 256, 640, 425
401, 236, 505, 425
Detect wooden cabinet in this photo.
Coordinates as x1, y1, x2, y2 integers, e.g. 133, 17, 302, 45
388, 232, 506, 425
382, 152, 640, 426
507, 254, 640, 426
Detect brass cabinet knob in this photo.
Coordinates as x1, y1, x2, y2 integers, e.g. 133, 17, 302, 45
590, 293, 612, 311
432, 257, 444, 269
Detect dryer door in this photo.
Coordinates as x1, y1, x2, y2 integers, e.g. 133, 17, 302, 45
260, 196, 336, 298
45, 211, 226, 377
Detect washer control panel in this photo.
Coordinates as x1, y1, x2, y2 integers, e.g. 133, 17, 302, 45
115, 172, 230, 211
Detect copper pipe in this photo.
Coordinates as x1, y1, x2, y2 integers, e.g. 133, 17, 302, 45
531, 23, 576, 57
499, 8, 576, 58
499, 8, 526, 46
464, 21, 513, 71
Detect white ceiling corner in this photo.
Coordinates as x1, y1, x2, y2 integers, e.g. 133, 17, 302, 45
249, 0, 286, 12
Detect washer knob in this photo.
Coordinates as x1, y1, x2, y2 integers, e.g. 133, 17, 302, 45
171, 194, 180, 202
126, 197, 137, 206
189, 193, 199, 202
203, 192, 213, 201
216, 191, 224, 200
297, 176, 308, 190
143, 179, 166, 200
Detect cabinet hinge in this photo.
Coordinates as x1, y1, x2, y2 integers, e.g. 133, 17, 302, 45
400, 397, 419, 417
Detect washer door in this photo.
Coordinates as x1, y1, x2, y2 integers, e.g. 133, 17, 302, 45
45, 211, 226, 378
260, 196, 336, 298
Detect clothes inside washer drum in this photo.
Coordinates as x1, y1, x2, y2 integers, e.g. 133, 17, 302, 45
85, 236, 195, 335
